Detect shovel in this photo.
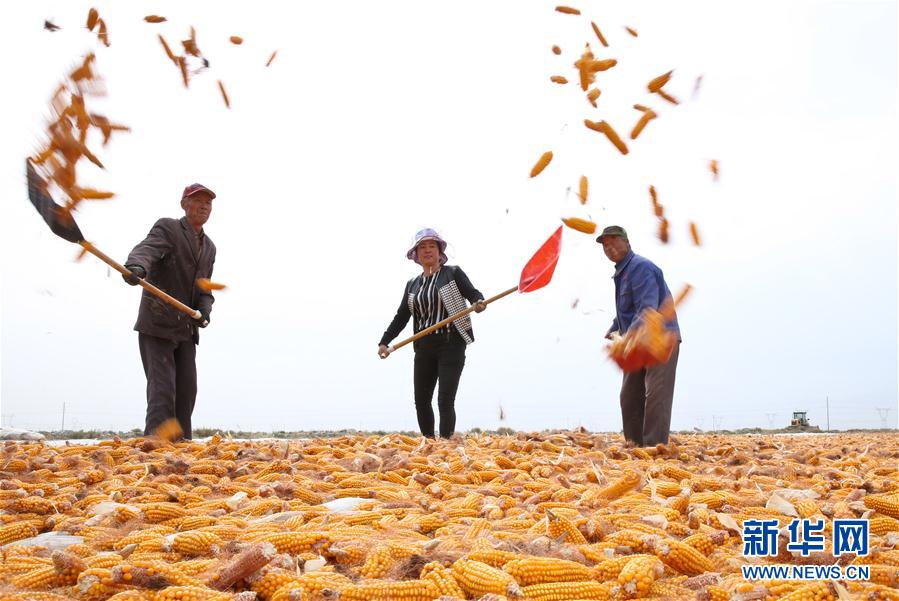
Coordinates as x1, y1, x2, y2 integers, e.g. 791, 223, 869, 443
25, 159, 203, 320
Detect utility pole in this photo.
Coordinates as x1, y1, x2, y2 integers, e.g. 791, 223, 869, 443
825, 396, 829, 431
712, 415, 723, 432
765, 413, 777, 429
61, 402, 66, 432
876, 408, 892, 429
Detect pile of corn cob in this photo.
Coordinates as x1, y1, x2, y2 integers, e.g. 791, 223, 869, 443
1, 432, 897, 600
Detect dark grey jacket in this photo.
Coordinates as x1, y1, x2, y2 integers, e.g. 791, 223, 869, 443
126, 216, 216, 344
380, 265, 484, 346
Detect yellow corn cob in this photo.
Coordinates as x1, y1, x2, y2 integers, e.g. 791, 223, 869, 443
545, 509, 587, 544
76, 567, 132, 600
869, 516, 899, 535
661, 465, 692, 481
0, 522, 38, 546
596, 470, 642, 500
331, 579, 439, 601
652, 538, 715, 576
868, 564, 899, 587
171, 516, 218, 530
865, 494, 899, 519
126, 560, 204, 587
865, 584, 899, 601
681, 531, 726, 556
11, 565, 67, 589
467, 548, 521, 568
252, 531, 329, 554
452, 559, 523, 598
171, 531, 223, 556
2, 458, 29, 472
51, 550, 87, 583
602, 529, 655, 553
12, 496, 56, 514
421, 562, 466, 598
360, 544, 394, 578
701, 585, 729, 601
777, 581, 837, 601
593, 554, 655, 580
140, 503, 187, 523
105, 593, 154, 601
250, 570, 304, 600
666, 522, 693, 537
651, 480, 684, 497
793, 498, 818, 518
521, 580, 616, 601
0, 594, 76, 601
669, 495, 690, 515
617, 555, 664, 598
503, 557, 593, 586
153, 587, 232, 601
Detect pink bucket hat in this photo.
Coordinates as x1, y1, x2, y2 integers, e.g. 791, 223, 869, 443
406, 228, 448, 265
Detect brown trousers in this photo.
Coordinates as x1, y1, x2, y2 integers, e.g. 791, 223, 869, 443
620, 342, 680, 446
139, 333, 197, 439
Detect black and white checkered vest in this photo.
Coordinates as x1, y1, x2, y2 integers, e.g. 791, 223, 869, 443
406, 266, 475, 344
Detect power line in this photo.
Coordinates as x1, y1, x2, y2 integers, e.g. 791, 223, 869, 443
712, 415, 724, 432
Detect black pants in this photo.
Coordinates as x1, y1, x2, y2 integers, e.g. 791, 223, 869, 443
413, 329, 466, 438
620, 341, 680, 446
138, 333, 198, 439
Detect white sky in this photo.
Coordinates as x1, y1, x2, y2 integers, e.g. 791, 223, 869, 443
1, 1, 897, 433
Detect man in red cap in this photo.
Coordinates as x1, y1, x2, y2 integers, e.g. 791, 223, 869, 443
122, 184, 218, 439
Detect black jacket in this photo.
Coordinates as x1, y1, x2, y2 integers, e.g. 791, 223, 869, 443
125, 217, 216, 344
380, 265, 484, 346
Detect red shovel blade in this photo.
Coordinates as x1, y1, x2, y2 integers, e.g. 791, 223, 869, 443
518, 226, 562, 293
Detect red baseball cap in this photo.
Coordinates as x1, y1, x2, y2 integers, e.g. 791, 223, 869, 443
181, 183, 216, 200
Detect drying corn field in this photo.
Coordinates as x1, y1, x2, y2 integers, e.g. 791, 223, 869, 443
1, 432, 898, 601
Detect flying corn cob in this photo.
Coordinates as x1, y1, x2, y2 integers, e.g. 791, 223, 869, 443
590, 22, 609, 47
630, 109, 657, 140
561, 218, 597, 235
584, 120, 629, 155
530, 151, 554, 178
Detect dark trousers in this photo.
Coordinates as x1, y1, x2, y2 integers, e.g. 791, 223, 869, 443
620, 342, 680, 446
413, 329, 466, 438
138, 333, 198, 439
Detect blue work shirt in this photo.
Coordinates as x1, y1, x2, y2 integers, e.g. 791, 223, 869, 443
608, 250, 681, 340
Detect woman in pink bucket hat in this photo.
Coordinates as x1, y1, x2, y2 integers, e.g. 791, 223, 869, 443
378, 228, 486, 438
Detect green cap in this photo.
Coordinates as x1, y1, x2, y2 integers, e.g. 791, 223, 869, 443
596, 225, 628, 243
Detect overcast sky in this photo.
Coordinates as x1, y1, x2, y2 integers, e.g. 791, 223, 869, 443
1, 1, 896, 434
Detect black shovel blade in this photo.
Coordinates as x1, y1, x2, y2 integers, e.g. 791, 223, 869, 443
26, 159, 84, 244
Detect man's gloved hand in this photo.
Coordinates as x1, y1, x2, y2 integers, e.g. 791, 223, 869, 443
191, 309, 210, 328
122, 264, 146, 286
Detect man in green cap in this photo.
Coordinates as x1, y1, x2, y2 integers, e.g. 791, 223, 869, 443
597, 225, 681, 446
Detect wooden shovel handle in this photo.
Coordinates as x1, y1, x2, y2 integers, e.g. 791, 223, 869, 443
386, 285, 518, 355
80, 241, 202, 320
